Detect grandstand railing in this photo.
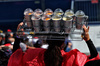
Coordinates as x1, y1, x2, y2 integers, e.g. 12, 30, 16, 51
73, 0, 100, 24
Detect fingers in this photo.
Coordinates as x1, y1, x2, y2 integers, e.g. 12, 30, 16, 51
82, 25, 87, 30
87, 26, 89, 31
19, 22, 24, 26
82, 25, 90, 41
82, 25, 89, 32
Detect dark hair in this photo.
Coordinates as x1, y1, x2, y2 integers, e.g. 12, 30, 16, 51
34, 39, 42, 48
44, 40, 64, 66
0, 35, 3, 38
5, 32, 14, 44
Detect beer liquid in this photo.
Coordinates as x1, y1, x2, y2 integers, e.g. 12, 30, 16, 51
45, 18, 51, 21
76, 15, 84, 17
34, 12, 43, 16
52, 17, 61, 20
42, 17, 51, 21
54, 12, 63, 15
31, 16, 40, 20
24, 12, 33, 15
45, 12, 53, 15
63, 17, 72, 21
65, 12, 74, 17
28, 13, 32, 15
34, 13, 42, 16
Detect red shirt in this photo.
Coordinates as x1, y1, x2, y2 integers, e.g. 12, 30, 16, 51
8, 48, 100, 66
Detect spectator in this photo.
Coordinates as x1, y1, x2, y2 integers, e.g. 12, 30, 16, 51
32, 37, 42, 48
0, 35, 5, 45
41, 40, 49, 49
5, 29, 13, 44
4, 30, 14, 50
0, 30, 5, 45
64, 38, 72, 52
8, 37, 15, 45
0, 46, 12, 66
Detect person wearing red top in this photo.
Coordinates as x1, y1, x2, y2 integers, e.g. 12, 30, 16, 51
8, 25, 100, 66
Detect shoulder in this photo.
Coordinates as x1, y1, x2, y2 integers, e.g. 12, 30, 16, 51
63, 49, 87, 60
27, 48, 46, 52
26, 48, 46, 55
62, 49, 88, 66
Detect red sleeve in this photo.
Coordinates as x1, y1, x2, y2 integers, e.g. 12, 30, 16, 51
62, 49, 88, 66
8, 49, 24, 66
23, 48, 45, 66
8, 48, 46, 66
62, 49, 100, 66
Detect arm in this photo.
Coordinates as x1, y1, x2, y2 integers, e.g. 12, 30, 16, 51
82, 25, 98, 59
86, 39, 98, 59
17, 22, 24, 31
26, 45, 35, 49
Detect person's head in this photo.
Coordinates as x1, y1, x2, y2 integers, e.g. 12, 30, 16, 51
44, 38, 65, 66
64, 39, 72, 51
32, 37, 42, 48
9, 37, 15, 43
7, 29, 12, 32
23, 38, 29, 44
46, 39, 65, 50
0, 35, 5, 45
5, 33, 12, 44
0, 35, 3, 41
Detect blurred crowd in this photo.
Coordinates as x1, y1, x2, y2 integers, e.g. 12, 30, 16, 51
0, 28, 72, 66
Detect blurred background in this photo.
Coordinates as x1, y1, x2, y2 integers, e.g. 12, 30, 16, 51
0, 0, 71, 32
0, 0, 100, 54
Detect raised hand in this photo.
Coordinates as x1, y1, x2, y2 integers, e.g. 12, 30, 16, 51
17, 22, 24, 31
82, 25, 90, 41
